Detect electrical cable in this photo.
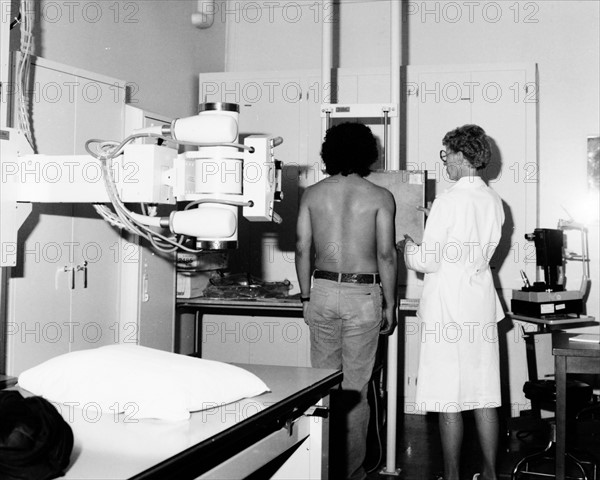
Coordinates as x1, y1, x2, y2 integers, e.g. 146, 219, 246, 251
16, 1, 35, 150
365, 374, 385, 474
89, 137, 189, 252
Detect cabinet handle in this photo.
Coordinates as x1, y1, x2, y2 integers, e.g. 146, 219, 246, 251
77, 261, 88, 288
63, 266, 75, 289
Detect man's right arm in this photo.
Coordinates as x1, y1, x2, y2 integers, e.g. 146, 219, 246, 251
295, 190, 313, 318
376, 190, 397, 336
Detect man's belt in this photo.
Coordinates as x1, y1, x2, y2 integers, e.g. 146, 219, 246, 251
313, 270, 380, 285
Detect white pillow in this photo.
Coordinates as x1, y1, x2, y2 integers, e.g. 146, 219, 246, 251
18, 344, 270, 421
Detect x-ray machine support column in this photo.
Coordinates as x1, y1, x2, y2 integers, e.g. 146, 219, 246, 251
385, 2, 402, 476
321, 0, 403, 475
321, 0, 334, 138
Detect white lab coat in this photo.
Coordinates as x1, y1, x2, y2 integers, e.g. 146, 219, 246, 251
404, 176, 505, 412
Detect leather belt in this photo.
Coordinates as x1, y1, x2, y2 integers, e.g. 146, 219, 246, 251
313, 270, 380, 284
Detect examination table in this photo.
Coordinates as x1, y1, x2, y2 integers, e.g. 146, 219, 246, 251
16, 364, 342, 480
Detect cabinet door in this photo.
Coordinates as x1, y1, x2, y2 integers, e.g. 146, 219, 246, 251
303, 72, 326, 188
406, 64, 537, 302
69, 204, 123, 351
69, 72, 126, 351
7, 63, 83, 374
7, 204, 74, 373
136, 244, 176, 351
201, 315, 310, 367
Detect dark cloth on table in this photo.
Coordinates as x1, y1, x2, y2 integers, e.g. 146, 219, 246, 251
0, 390, 73, 480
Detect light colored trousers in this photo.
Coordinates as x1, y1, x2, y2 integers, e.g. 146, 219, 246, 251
306, 278, 382, 480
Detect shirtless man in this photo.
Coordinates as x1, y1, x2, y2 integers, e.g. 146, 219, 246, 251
295, 122, 397, 480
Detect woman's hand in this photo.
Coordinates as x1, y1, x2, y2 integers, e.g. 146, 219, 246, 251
417, 205, 431, 216
396, 234, 415, 252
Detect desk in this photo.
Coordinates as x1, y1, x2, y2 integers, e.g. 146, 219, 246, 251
510, 314, 598, 332
19, 364, 341, 479
177, 297, 303, 312
553, 332, 600, 480
509, 314, 597, 385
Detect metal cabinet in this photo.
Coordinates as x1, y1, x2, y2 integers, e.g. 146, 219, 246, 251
5, 57, 127, 375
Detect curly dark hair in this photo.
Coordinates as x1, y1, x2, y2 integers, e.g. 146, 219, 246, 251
320, 122, 379, 177
442, 124, 491, 170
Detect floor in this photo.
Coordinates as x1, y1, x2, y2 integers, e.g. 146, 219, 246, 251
362, 410, 600, 480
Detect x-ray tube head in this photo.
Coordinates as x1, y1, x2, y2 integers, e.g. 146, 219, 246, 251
168, 207, 237, 240
169, 115, 237, 144
182, 103, 242, 249
137, 103, 240, 145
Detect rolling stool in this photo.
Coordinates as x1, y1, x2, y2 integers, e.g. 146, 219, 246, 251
576, 396, 600, 444
511, 379, 598, 479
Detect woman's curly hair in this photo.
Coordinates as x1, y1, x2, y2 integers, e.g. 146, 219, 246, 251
442, 124, 491, 170
320, 122, 379, 177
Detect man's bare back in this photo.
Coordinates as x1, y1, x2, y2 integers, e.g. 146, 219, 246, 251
295, 121, 397, 337
301, 173, 395, 273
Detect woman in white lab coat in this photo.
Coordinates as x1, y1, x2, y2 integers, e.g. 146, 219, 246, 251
400, 124, 504, 480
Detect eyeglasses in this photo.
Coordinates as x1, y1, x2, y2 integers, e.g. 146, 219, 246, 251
439, 150, 448, 163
